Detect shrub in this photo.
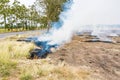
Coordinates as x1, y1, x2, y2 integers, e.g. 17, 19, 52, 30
0, 60, 17, 77
20, 73, 33, 80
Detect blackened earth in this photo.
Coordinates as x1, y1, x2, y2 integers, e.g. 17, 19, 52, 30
49, 35, 120, 80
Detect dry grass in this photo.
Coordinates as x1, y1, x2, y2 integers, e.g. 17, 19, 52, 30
0, 40, 35, 59
0, 35, 93, 80
17, 59, 91, 80
0, 35, 35, 79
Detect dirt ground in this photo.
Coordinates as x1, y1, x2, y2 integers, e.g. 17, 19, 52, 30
49, 35, 120, 80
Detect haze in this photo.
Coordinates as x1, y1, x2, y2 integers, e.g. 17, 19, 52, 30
78, 0, 120, 24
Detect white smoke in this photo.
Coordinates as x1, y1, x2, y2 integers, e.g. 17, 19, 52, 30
38, 0, 120, 45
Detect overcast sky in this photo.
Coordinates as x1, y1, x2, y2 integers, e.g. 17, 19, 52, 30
10, 0, 120, 24
78, 0, 120, 24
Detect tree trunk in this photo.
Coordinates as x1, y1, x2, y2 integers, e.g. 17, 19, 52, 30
47, 20, 51, 32
3, 14, 7, 30
25, 20, 27, 30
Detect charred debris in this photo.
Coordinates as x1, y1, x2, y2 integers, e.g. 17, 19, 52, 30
17, 37, 58, 59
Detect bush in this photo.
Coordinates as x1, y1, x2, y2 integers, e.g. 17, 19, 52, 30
0, 60, 17, 77
20, 73, 33, 80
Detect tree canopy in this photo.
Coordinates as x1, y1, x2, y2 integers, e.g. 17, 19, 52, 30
35, 0, 67, 29
0, 0, 67, 31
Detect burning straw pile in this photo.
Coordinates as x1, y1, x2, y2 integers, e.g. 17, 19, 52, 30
18, 37, 58, 59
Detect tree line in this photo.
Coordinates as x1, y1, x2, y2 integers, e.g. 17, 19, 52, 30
0, 0, 67, 31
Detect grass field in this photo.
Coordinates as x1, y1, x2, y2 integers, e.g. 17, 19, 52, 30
0, 29, 10, 33
0, 28, 24, 34
0, 35, 92, 80
0, 28, 34, 34
0, 27, 45, 34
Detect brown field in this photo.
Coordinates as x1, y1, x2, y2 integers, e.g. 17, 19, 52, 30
49, 35, 120, 80
0, 34, 120, 80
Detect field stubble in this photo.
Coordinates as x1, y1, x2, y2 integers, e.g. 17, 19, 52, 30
0, 34, 93, 80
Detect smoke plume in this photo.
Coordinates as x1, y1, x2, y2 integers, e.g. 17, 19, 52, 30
38, 0, 120, 45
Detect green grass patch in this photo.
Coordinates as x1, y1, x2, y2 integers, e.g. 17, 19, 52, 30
0, 60, 17, 77
20, 73, 33, 80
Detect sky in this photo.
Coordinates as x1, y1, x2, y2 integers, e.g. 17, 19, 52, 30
10, 0, 120, 24
78, 0, 120, 24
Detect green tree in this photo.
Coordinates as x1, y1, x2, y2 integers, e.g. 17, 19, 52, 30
11, 0, 21, 30
0, 0, 42, 31
36, 0, 67, 30
0, 0, 10, 29
28, 4, 41, 30
12, 0, 28, 30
